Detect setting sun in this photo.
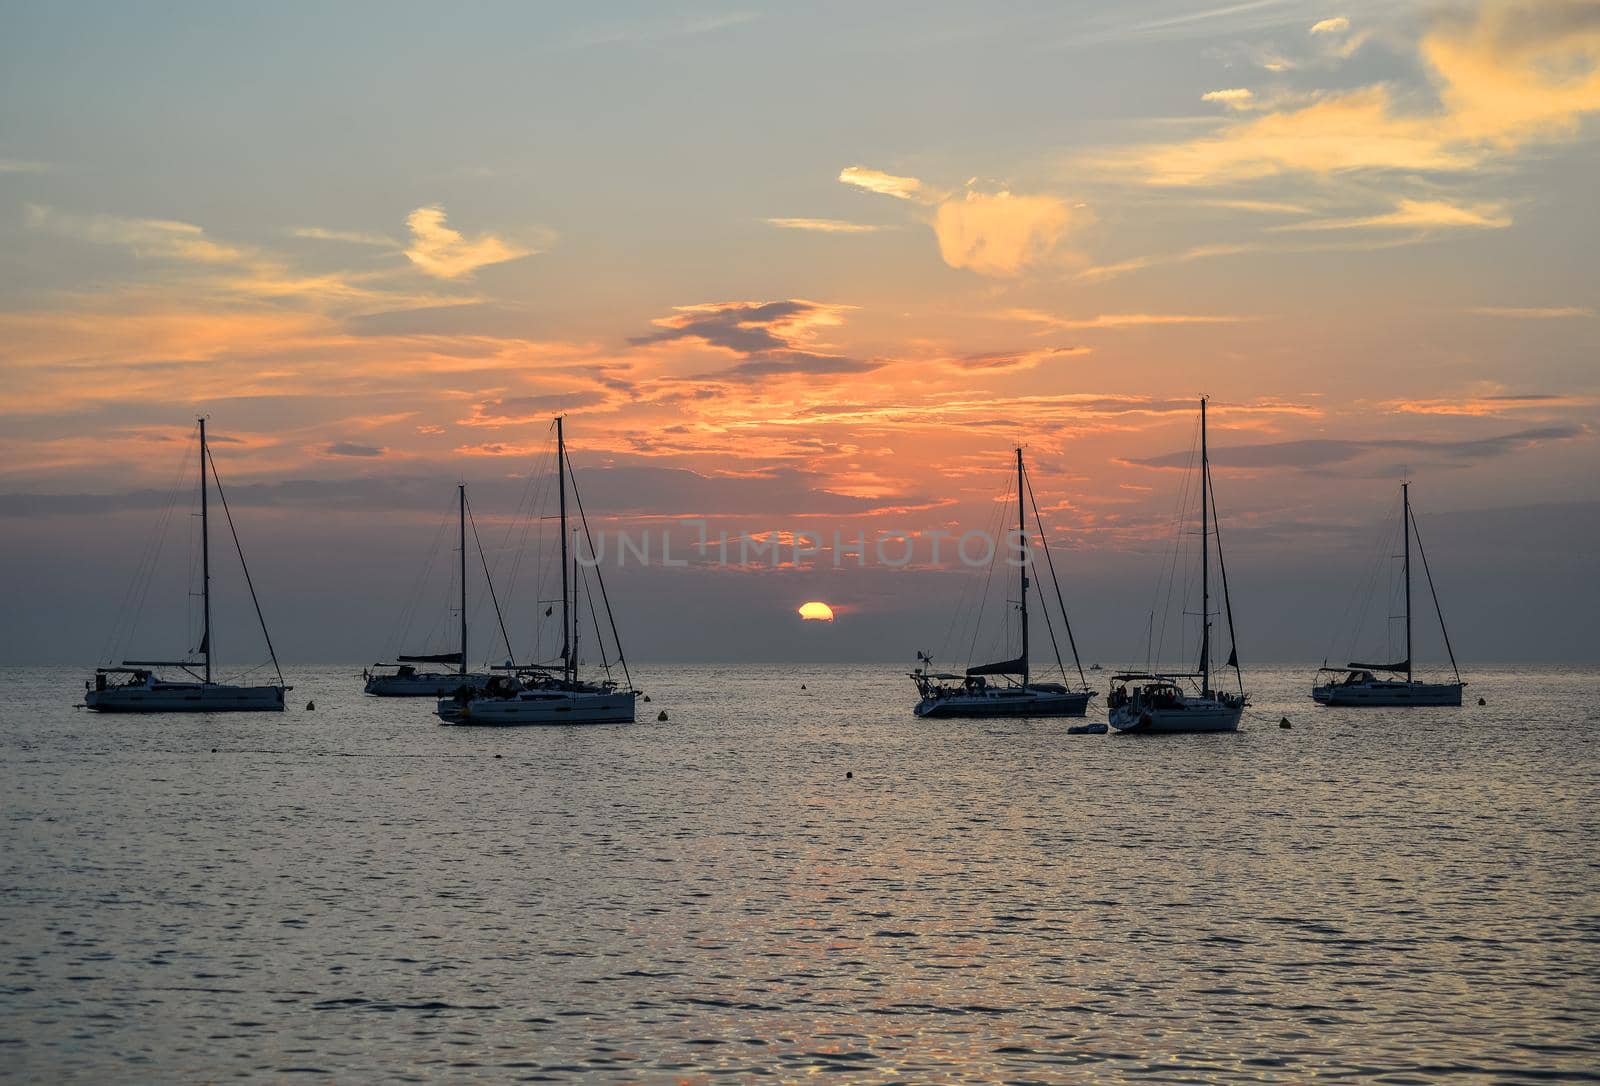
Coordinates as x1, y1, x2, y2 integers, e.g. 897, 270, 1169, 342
797, 601, 835, 622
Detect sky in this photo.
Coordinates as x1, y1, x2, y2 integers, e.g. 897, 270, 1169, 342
1, 0, 1597, 670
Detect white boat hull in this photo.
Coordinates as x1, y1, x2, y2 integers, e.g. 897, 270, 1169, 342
1109, 700, 1241, 733
364, 672, 492, 697
437, 689, 636, 726
85, 682, 287, 713
1312, 680, 1463, 707
914, 687, 1094, 719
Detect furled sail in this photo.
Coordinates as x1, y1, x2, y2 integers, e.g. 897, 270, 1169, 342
1348, 658, 1408, 672
967, 655, 1026, 677
398, 652, 464, 665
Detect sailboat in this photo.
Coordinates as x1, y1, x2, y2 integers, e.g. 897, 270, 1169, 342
363, 484, 504, 697
1108, 398, 1246, 733
911, 447, 1096, 718
436, 416, 638, 726
1312, 482, 1464, 706
84, 419, 289, 712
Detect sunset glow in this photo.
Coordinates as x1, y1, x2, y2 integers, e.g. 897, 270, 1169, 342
0, 0, 1595, 666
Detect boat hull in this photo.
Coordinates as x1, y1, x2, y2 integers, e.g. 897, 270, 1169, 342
1108, 701, 1241, 733
914, 688, 1094, 719
364, 672, 492, 697
85, 683, 287, 713
1312, 681, 1463, 707
436, 690, 636, 726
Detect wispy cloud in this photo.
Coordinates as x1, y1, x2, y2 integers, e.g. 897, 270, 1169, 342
947, 346, 1091, 372
1202, 87, 1256, 109
1310, 16, 1351, 34
764, 217, 885, 234
838, 166, 925, 201
1272, 198, 1512, 232
292, 226, 397, 247
26, 204, 246, 264
1380, 392, 1593, 417
1125, 425, 1586, 470
1468, 305, 1595, 318
1108, 1, 1600, 187
1002, 308, 1257, 330
403, 206, 533, 279
0, 158, 49, 174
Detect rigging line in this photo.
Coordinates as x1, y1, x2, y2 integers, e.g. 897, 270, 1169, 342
1206, 458, 1244, 699
1147, 414, 1199, 673
580, 560, 611, 677
1407, 505, 1462, 683
1327, 501, 1388, 666
1025, 468, 1088, 689
106, 436, 193, 664
497, 434, 554, 610
564, 448, 633, 692
204, 443, 285, 688
465, 495, 517, 666
506, 436, 558, 665
946, 473, 1008, 666
1031, 547, 1067, 684
966, 470, 1010, 668
1021, 474, 1067, 684
393, 505, 453, 657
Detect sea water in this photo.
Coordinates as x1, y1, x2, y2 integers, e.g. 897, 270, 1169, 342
2, 664, 1596, 1082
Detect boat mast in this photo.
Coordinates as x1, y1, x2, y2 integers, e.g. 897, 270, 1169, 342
1403, 480, 1412, 685
199, 417, 212, 685
1017, 447, 1029, 688
458, 483, 468, 676
1199, 397, 1210, 698
557, 416, 571, 683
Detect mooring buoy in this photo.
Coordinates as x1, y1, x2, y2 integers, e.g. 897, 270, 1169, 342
643, 695, 651, 702
1279, 717, 1292, 729
657, 710, 668, 721
305, 700, 315, 711
846, 770, 853, 779
1478, 697, 1486, 706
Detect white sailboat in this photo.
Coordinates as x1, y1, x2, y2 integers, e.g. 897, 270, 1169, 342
84, 419, 290, 713
363, 483, 504, 698
1312, 482, 1465, 707
911, 447, 1096, 719
436, 416, 638, 726
1108, 398, 1246, 734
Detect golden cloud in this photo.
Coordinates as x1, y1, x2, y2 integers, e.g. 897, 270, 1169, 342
933, 191, 1075, 276
404, 206, 532, 279
838, 166, 924, 200
1116, 1, 1600, 186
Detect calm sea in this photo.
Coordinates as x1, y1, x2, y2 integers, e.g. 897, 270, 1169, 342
1, 664, 1596, 1083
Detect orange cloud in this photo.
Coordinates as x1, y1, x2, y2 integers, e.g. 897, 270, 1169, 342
1001, 308, 1256, 330
933, 191, 1076, 276
404, 206, 532, 279
1115, 1, 1600, 187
